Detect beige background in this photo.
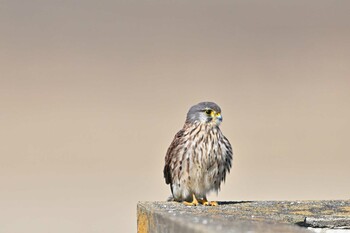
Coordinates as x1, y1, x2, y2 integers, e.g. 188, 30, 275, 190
1, 1, 350, 232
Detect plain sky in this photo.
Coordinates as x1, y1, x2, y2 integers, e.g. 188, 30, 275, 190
1, 1, 350, 232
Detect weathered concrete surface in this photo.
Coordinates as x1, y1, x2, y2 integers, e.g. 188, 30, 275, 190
137, 200, 350, 233
305, 217, 350, 229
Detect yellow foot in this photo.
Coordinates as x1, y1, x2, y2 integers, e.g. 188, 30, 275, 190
198, 199, 210, 206
209, 201, 218, 206
183, 200, 198, 206
183, 194, 199, 206
198, 198, 218, 206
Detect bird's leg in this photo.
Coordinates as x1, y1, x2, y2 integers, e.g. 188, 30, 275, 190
183, 194, 199, 206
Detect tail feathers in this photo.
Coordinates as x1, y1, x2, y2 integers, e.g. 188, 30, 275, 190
166, 195, 175, 201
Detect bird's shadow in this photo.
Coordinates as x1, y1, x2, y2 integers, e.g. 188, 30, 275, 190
217, 201, 253, 206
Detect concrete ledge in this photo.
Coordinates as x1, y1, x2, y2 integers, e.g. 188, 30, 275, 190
137, 200, 350, 233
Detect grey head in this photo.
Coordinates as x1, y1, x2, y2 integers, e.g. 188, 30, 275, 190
185, 102, 223, 125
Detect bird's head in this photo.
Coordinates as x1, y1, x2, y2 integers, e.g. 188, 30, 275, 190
185, 102, 223, 126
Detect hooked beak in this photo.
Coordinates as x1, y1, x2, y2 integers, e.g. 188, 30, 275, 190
216, 112, 223, 122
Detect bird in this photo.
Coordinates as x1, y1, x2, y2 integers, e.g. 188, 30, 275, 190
163, 102, 233, 206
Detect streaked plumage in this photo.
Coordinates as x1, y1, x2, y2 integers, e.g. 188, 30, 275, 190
163, 102, 233, 206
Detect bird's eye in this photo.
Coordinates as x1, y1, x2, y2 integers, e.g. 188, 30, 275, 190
205, 109, 212, 115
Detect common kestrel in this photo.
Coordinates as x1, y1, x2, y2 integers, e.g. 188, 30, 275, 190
163, 102, 233, 206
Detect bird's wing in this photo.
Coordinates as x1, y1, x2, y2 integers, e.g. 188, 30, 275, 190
221, 135, 233, 182
163, 129, 185, 187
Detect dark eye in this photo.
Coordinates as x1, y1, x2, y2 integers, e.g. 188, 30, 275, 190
205, 109, 212, 115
